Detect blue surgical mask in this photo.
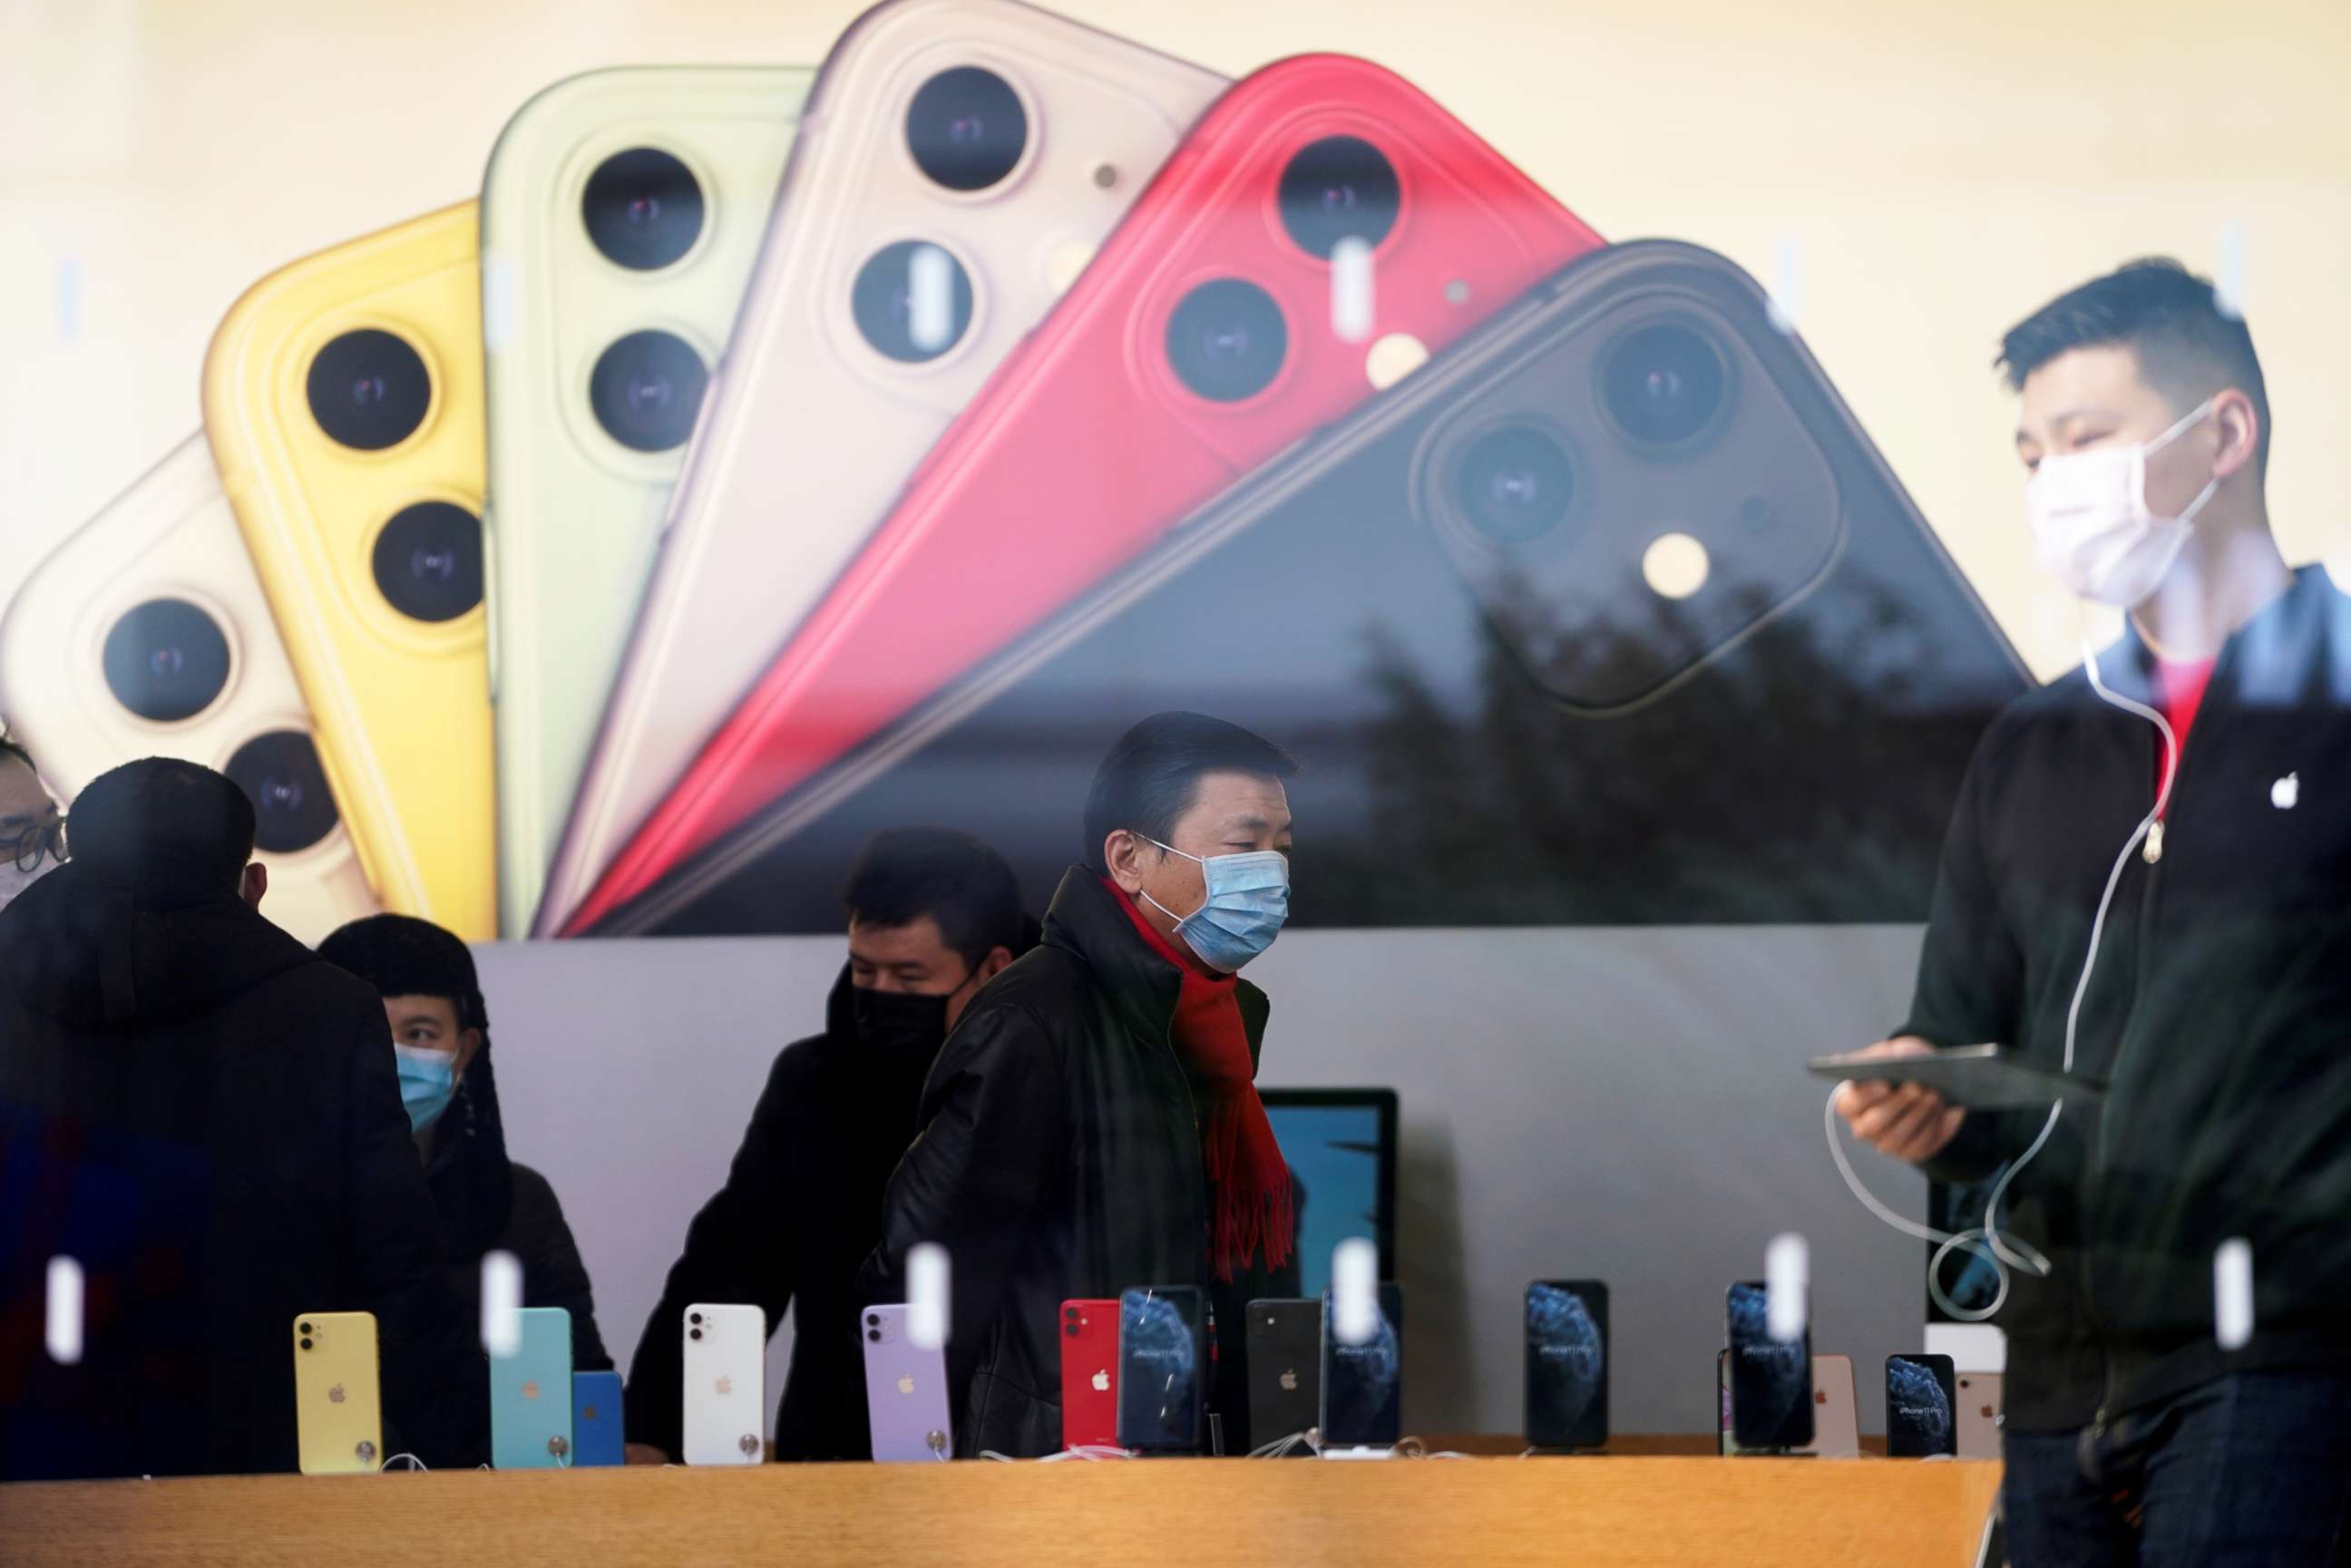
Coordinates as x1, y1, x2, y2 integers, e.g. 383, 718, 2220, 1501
1139, 837, 1290, 973
393, 1043, 457, 1135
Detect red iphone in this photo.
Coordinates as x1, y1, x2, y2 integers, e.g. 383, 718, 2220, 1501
561, 53, 1604, 932
1059, 1298, 1119, 1452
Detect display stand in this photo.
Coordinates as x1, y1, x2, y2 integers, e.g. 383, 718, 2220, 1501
4, 1447, 2000, 1567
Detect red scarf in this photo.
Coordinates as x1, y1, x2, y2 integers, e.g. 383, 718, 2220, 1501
1106, 878, 1293, 1281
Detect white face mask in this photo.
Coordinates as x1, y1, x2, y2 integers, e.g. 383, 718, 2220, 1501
2024, 399, 2219, 608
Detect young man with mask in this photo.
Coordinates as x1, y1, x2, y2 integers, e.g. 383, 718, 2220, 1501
623, 826, 1028, 1463
1834, 259, 2351, 1564
318, 914, 611, 1373
0, 733, 66, 914
0, 758, 483, 1476
860, 711, 1302, 1459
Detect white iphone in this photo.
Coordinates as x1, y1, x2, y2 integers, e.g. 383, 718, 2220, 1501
1955, 1370, 2004, 1460
681, 1302, 766, 1466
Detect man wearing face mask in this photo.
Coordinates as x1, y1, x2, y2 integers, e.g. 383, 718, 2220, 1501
0, 758, 483, 1476
1834, 259, 2351, 1564
623, 826, 1029, 1463
0, 733, 66, 914
860, 711, 1302, 1459
317, 914, 611, 1375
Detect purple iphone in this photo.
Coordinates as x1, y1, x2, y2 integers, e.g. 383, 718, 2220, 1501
861, 1303, 953, 1462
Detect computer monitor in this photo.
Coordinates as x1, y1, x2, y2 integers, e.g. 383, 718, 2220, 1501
1260, 1087, 1398, 1299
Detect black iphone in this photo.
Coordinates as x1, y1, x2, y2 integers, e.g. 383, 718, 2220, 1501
1321, 1282, 1404, 1450
1526, 1279, 1609, 1450
1245, 1298, 1322, 1454
1886, 1352, 1958, 1457
1726, 1279, 1812, 1451
594, 239, 2030, 937
1114, 1286, 1205, 1455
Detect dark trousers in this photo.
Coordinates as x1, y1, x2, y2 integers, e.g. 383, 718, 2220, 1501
2001, 1371, 2351, 1568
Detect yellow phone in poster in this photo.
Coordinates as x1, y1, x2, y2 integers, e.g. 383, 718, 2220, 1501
204, 201, 496, 940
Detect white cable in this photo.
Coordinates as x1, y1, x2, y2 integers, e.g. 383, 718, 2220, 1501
377, 1453, 427, 1472
1828, 637, 2176, 1322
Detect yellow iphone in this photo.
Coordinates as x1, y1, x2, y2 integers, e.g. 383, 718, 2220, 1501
204, 202, 496, 941
292, 1311, 383, 1475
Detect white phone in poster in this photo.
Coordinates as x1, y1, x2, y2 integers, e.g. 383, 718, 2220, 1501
681, 1302, 765, 1466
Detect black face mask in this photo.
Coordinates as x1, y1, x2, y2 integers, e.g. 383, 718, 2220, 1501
849, 980, 961, 1078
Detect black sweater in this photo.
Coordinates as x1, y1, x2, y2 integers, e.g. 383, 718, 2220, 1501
1905, 564, 2351, 1430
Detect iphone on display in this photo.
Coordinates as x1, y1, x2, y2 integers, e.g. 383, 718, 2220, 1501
292, 1312, 382, 1476
541, 0, 1227, 936
620, 240, 2028, 937
1321, 1282, 1403, 1452
0, 436, 377, 944
489, 1307, 573, 1469
1058, 1298, 1119, 1452
1117, 1286, 1205, 1456
574, 51, 1606, 935
1887, 1352, 1958, 1458
571, 1369, 627, 1467
862, 1303, 954, 1462
1525, 1280, 1608, 1451
1955, 1370, 2004, 1460
480, 64, 815, 938
1727, 1280, 1812, 1452
203, 203, 498, 941
1246, 1299, 1322, 1454
681, 1302, 766, 1466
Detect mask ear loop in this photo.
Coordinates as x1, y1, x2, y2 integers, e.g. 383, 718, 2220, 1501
1827, 618, 2177, 1322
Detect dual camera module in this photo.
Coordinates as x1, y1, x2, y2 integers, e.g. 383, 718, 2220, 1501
1451, 321, 1732, 549
98, 599, 339, 852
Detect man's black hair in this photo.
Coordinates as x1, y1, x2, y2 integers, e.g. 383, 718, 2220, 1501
1081, 711, 1300, 874
67, 756, 254, 894
842, 825, 1026, 968
1996, 257, 2269, 478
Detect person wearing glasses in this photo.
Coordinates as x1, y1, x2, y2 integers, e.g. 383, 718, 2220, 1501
0, 733, 66, 912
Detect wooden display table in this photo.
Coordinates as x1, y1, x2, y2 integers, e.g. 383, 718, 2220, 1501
1, 1446, 1999, 1567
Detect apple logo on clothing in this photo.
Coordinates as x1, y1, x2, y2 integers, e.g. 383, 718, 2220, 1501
327, 1384, 346, 1405
1279, 1369, 1298, 1392
715, 1375, 732, 1397
2273, 773, 2300, 810
898, 1374, 917, 1397
522, 1379, 540, 1400
1091, 1369, 1110, 1392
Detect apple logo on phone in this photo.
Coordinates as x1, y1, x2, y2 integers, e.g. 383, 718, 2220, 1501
1279, 1369, 1299, 1392
1815, 1389, 1828, 1404
1091, 1369, 1110, 1392
582, 1404, 599, 1423
327, 1384, 346, 1405
522, 1379, 540, 1400
715, 1375, 732, 1397
898, 1373, 917, 1396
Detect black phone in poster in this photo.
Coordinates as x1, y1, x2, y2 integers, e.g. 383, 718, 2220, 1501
599, 239, 2030, 937
1525, 1280, 1609, 1449
1886, 1352, 1958, 1457
1114, 1286, 1204, 1455
1320, 1282, 1403, 1449
1726, 1280, 1812, 1451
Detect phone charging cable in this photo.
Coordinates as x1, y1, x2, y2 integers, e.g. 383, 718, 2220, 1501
1825, 641, 2175, 1322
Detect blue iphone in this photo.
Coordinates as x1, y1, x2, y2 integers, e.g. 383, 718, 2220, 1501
572, 1369, 626, 1467
490, 1306, 574, 1469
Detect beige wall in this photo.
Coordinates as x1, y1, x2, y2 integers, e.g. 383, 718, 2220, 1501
3, 0, 2348, 675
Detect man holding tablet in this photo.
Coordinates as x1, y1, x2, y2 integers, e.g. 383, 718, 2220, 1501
1834, 259, 2351, 1565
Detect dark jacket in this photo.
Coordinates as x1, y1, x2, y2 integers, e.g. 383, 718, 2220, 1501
0, 866, 485, 1477
857, 869, 1293, 1459
437, 1154, 611, 1373
627, 969, 921, 1460
1907, 564, 2351, 1429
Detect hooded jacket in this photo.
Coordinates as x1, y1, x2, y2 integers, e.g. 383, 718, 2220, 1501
625, 968, 928, 1461
1907, 564, 2351, 1429
0, 864, 485, 1477
855, 869, 1297, 1459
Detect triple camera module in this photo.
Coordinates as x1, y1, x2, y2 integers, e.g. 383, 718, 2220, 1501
1450, 320, 1733, 549
1165, 135, 1400, 404
580, 145, 717, 453
304, 329, 486, 623
98, 598, 341, 854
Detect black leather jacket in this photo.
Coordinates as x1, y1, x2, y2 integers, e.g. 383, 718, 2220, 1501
858, 867, 1274, 1457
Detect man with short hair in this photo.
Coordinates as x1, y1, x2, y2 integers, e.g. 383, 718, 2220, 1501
1834, 259, 2351, 1563
0, 732, 65, 912
861, 711, 1302, 1458
624, 825, 1030, 1463
0, 757, 483, 1478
